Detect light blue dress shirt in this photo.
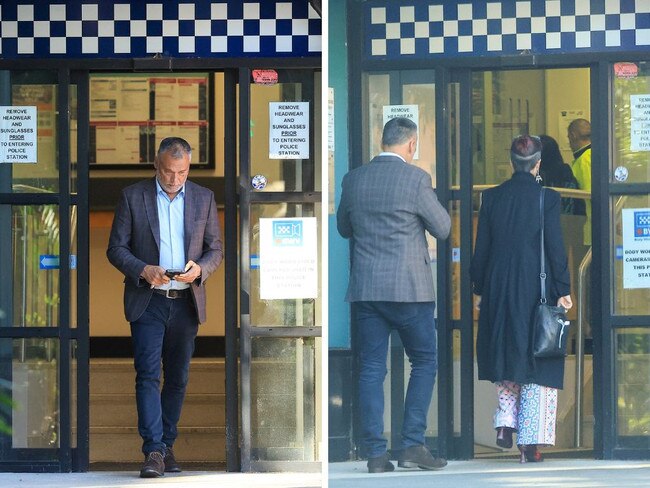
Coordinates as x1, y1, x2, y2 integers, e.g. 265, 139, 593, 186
155, 179, 188, 290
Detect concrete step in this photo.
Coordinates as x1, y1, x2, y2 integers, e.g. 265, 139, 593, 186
90, 393, 225, 427
90, 426, 226, 463
90, 358, 225, 395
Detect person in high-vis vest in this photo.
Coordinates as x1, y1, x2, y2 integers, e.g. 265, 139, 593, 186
567, 118, 592, 246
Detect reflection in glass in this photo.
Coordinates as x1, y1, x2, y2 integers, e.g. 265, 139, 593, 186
70, 340, 77, 448
612, 61, 650, 184
402, 83, 436, 185
612, 195, 650, 315
251, 75, 319, 192
616, 329, 650, 442
70, 85, 78, 195
250, 203, 321, 328
7, 205, 60, 328
251, 337, 317, 461
11, 72, 58, 193
0, 339, 60, 450
70, 205, 78, 329
364, 74, 389, 164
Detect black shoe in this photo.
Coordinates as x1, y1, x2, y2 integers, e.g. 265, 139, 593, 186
496, 427, 515, 449
367, 452, 395, 473
140, 451, 165, 478
398, 445, 447, 470
164, 447, 182, 473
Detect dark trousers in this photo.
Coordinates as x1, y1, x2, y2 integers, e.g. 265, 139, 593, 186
130, 293, 199, 455
353, 301, 437, 458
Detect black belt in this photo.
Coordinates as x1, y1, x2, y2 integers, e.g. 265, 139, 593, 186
152, 288, 190, 299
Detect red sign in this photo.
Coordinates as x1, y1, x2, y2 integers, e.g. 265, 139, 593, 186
252, 69, 278, 85
614, 62, 638, 79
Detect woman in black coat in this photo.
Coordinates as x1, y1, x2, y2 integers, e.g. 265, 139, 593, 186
538, 134, 586, 216
471, 135, 573, 463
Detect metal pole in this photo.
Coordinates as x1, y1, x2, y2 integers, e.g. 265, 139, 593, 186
574, 248, 591, 448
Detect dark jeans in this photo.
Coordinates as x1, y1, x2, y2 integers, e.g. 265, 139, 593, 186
353, 301, 437, 458
130, 293, 199, 455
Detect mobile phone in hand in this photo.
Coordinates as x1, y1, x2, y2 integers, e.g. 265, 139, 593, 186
165, 269, 184, 279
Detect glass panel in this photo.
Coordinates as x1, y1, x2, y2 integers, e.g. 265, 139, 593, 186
1, 339, 60, 454
450, 201, 461, 321
3, 205, 60, 328
613, 195, 650, 315
70, 205, 77, 329
402, 82, 436, 186
612, 61, 650, 184
363, 73, 389, 164
449, 82, 460, 188
250, 203, 321, 327
70, 84, 77, 194
616, 329, 650, 445
251, 337, 317, 461
250, 72, 318, 192
70, 340, 77, 448
9, 71, 58, 193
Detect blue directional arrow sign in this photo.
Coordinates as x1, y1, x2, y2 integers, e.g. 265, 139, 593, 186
39, 255, 78, 270
40, 255, 59, 269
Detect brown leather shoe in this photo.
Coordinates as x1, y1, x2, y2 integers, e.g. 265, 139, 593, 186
367, 452, 394, 473
398, 445, 447, 470
140, 451, 165, 478
164, 447, 182, 473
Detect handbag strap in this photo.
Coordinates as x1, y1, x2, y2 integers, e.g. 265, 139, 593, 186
539, 188, 546, 304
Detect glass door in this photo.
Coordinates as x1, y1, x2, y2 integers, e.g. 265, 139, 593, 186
238, 68, 322, 472
609, 60, 650, 458
447, 66, 596, 459
0, 68, 89, 471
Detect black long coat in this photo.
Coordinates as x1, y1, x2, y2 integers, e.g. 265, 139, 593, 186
471, 172, 571, 389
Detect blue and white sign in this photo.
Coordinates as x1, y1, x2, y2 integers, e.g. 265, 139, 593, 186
259, 217, 317, 299
0, 106, 37, 163
622, 208, 650, 288
39, 254, 77, 270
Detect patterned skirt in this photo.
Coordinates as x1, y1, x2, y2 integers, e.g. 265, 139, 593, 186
493, 381, 558, 446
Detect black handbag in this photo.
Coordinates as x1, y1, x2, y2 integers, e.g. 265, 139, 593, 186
533, 188, 571, 358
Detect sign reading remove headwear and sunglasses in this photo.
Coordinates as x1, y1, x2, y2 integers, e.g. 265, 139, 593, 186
0, 106, 37, 163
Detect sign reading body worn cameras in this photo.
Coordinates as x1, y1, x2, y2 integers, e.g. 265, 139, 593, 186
0, 106, 37, 163
622, 208, 650, 288
269, 102, 309, 159
259, 217, 318, 299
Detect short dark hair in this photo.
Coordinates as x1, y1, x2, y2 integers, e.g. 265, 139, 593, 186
510, 135, 542, 173
381, 117, 417, 147
157, 137, 192, 160
568, 118, 591, 142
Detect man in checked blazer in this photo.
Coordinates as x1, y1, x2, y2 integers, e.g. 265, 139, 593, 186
337, 117, 451, 473
107, 137, 222, 478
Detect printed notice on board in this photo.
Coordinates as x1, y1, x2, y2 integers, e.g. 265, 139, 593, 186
631, 94, 650, 151
0, 106, 37, 163
382, 104, 419, 159
622, 208, 650, 288
269, 102, 309, 159
259, 217, 318, 299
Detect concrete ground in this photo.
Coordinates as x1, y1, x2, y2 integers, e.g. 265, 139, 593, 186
329, 458, 650, 488
0, 470, 322, 488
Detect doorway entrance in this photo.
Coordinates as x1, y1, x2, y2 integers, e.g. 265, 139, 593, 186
0, 63, 321, 472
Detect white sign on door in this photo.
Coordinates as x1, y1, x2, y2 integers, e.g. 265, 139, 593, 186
382, 104, 419, 159
622, 208, 650, 289
259, 217, 318, 299
631, 94, 650, 151
0, 106, 37, 163
269, 102, 309, 159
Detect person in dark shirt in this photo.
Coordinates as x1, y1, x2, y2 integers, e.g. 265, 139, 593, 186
539, 134, 586, 216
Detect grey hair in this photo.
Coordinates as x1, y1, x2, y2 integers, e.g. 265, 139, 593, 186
157, 137, 192, 161
381, 117, 417, 147
510, 134, 542, 173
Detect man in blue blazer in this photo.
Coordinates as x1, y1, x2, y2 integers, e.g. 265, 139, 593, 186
107, 137, 222, 478
337, 117, 451, 473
